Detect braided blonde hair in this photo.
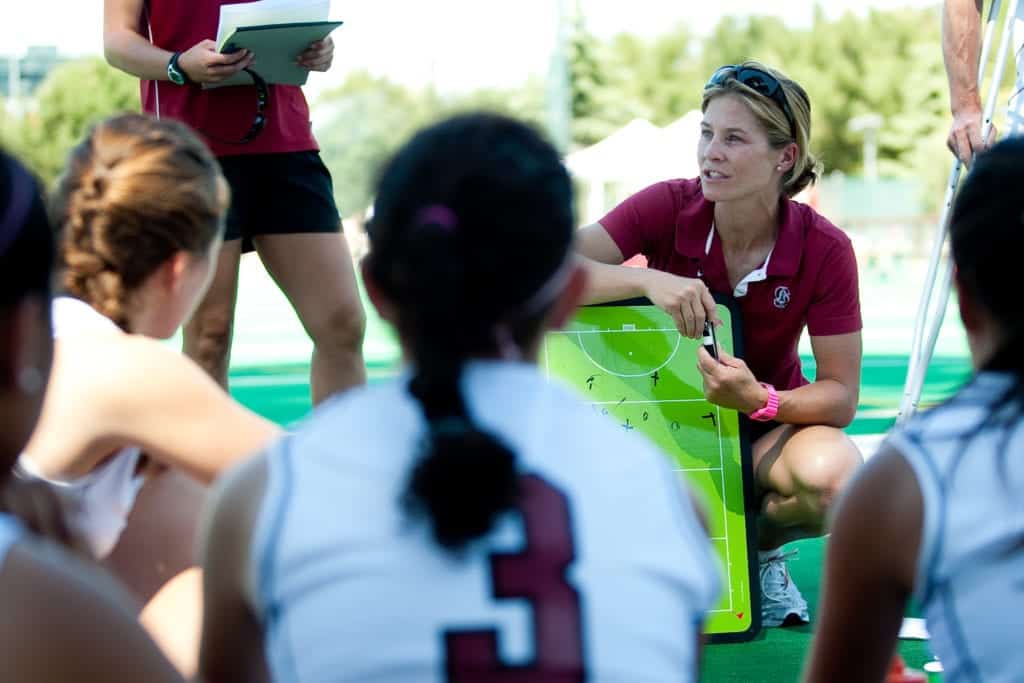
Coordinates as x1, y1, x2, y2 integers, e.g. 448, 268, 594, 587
51, 113, 228, 330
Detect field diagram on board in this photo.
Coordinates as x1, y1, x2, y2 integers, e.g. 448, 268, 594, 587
543, 297, 760, 640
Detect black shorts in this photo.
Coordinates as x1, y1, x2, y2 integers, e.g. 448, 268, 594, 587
219, 150, 340, 253
743, 415, 783, 445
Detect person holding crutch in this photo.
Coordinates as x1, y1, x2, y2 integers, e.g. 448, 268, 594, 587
943, 0, 1024, 162
899, 0, 1018, 424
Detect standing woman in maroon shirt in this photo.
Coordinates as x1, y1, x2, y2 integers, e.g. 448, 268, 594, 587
576, 61, 863, 628
103, 0, 366, 403
100, 0, 366, 672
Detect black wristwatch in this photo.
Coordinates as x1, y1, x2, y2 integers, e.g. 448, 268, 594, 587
167, 52, 193, 86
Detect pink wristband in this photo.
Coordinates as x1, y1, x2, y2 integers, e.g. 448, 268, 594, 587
749, 383, 779, 422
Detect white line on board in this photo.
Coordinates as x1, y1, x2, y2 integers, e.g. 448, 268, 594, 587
549, 328, 681, 334
575, 330, 683, 378
715, 403, 734, 613
589, 398, 705, 405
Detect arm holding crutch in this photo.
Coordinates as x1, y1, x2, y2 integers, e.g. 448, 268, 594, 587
900, 0, 1015, 424
943, 0, 999, 163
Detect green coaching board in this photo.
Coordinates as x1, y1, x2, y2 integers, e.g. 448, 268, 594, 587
542, 296, 760, 642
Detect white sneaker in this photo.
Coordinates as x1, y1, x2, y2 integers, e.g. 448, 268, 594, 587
759, 549, 809, 627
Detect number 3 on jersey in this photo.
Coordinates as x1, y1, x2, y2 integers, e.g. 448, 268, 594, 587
443, 474, 584, 682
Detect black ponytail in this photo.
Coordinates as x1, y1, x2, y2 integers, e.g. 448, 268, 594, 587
404, 405, 520, 551
947, 137, 1024, 479
400, 210, 520, 551
950, 137, 1024, 385
368, 113, 574, 551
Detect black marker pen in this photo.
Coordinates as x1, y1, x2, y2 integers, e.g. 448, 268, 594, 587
702, 320, 719, 361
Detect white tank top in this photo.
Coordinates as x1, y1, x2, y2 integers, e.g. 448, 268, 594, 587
16, 297, 144, 558
252, 361, 721, 682
887, 371, 1024, 683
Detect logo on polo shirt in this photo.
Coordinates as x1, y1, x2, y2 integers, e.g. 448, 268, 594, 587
773, 286, 791, 309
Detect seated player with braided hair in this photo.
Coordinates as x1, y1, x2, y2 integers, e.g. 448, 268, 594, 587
805, 138, 1024, 682
198, 112, 721, 682
18, 113, 280, 676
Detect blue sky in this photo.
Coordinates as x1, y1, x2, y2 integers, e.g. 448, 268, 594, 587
4, 0, 940, 96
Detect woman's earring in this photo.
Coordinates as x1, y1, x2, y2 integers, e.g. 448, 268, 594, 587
17, 367, 44, 395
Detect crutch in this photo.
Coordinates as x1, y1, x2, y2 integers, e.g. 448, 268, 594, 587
897, 0, 1018, 425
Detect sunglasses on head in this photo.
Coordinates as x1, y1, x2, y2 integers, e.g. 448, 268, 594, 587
705, 65, 796, 139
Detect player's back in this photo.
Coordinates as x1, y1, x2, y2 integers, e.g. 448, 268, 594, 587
888, 371, 1024, 683
253, 361, 720, 682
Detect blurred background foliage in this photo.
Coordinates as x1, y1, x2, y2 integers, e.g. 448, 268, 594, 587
2, 4, 1015, 215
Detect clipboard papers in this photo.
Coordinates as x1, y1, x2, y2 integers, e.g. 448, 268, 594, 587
208, 0, 343, 88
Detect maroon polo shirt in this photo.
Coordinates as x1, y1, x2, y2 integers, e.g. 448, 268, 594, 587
141, 0, 319, 158
599, 178, 861, 391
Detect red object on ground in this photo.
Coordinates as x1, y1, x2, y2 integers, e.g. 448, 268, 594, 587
887, 654, 928, 682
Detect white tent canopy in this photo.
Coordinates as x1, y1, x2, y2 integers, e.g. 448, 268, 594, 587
565, 118, 664, 179
567, 111, 702, 224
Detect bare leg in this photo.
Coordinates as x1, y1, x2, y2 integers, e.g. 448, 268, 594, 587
254, 233, 366, 404
103, 468, 207, 677
752, 424, 863, 549
139, 567, 203, 677
182, 240, 243, 389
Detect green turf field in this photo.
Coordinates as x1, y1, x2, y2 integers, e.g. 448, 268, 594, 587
542, 302, 757, 640
227, 353, 960, 680
698, 536, 935, 681
224, 259, 964, 679
230, 353, 971, 437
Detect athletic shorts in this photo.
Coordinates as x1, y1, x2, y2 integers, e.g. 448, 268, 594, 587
218, 150, 341, 253
744, 416, 783, 445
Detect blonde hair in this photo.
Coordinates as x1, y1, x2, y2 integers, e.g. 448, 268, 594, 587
701, 60, 820, 198
51, 113, 229, 330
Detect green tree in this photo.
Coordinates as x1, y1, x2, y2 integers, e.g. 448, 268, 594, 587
568, 3, 955, 203
634, 27, 704, 125
316, 71, 548, 220
568, 2, 617, 146
568, 20, 703, 148
315, 72, 431, 219
604, 27, 702, 127
10, 58, 139, 185
0, 98, 13, 150
435, 78, 546, 128
697, 14, 797, 80
871, 14, 947, 177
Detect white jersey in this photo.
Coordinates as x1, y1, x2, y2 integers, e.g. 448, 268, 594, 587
887, 371, 1024, 683
16, 297, 144, 558
252, 361, 720, 683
